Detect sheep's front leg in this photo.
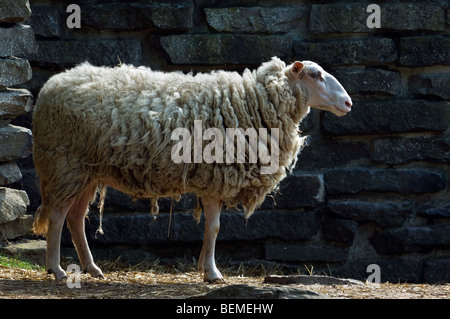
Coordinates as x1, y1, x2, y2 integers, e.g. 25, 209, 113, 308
46, 203, 72, 280
198, 198, 225, 283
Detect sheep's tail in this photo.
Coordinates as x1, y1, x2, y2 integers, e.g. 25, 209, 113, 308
95, 184, 108, 236
32, 180, 51, 236
32, 204, 50, 236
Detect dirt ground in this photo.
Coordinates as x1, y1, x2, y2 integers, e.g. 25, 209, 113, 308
0, 264, 449, 299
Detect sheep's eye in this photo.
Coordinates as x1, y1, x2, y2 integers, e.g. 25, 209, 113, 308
311, 71, 321, 78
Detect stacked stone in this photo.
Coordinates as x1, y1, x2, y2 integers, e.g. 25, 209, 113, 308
0, 0, 37, 240
25, 1, 450, 283
297, 2, 450, 284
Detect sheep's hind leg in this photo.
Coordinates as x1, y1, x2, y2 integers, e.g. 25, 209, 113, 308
46, 203, 72, 280
66, 186, 104, 278
198, 198, 225, 283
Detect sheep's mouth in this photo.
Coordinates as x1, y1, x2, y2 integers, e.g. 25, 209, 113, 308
333, 104, 351, 116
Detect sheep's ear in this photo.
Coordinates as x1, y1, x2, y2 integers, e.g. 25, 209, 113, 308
292, 61, 305, 74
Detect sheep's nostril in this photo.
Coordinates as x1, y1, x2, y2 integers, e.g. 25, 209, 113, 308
345, 100, 352, 108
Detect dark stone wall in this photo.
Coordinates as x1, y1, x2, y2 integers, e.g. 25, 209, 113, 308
12, 0, 450, 283
0, 0, 36, 240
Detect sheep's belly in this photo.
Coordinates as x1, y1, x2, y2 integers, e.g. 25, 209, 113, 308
98, 177, 189, 200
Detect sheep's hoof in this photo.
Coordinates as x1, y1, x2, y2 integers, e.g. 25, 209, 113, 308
204, 273, 226, 284
83, 264, 105, 279
47, 268, 67, 281
91, 272, 105, 279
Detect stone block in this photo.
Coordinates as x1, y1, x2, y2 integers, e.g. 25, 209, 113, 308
264, 243, 349, 263
0, 124, 33, 162
0, 239, 46, 265
324, 167, 445, 195
0, 24, 37, 57
81, 1, 194, 31
329, 258, 422, 283
264, 274, 363, 286
448, 5, 450, 25
370, 224, 450, 255
194, 284, 329, 299
0, 187, 29, 223
146, 1, 193, 30
205, 7, 307, 34
82, 247, 159, 266
81, 213, 190, 245
0, 58, 32, 87
299, 110, 314, 132
310, 3, 445, 34
310, 3, 370, 34
423, 258, 450, 284
0, 214, 33, 239
294, 37, 397, 66
219, 210, 320, 242
327, 198, 413, 228
27, 5, 61, 38
70, 210, 320, 246
13, 168, 39, 212
160, 34, 293, 65
28, 39, 142, 69
296, 135, 369, 170
379, 259, 422, 283
408, 73, 450, 99
0, 0, 31, 23
373, 132, 450, 165
417, 200, 450, 219
322, 218, 358, 246
383, 3, 446, 31
400, 36, 450, 66
0, 120, 10, 127
82, 4, 140, 30
0, 161, 22, 185
262, 173, 325, 209
322, 100, 450, 135
333, 68, 402, 96
0, 88, 33, 120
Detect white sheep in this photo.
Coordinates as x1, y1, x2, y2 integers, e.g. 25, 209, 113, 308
32, 57, 352, 282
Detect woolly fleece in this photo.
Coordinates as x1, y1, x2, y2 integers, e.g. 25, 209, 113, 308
32, 57, 309, 235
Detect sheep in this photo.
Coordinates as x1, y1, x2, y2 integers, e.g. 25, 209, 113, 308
32, 57, 352, 282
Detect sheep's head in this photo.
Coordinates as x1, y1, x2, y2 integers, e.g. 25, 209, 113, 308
285, 60, 352, 117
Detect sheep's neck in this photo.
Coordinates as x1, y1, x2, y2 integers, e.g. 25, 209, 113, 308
291, 84, 310, 125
